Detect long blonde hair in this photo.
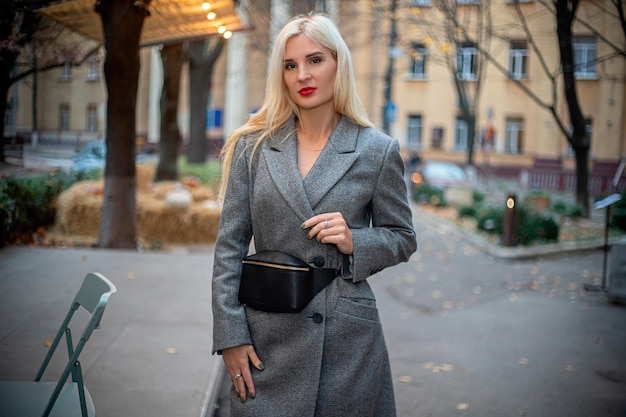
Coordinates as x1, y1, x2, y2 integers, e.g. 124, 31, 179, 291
219, 13, 373, 201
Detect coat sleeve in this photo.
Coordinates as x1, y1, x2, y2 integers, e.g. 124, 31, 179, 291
349, 137, 417, 282
211, 138, 254, 354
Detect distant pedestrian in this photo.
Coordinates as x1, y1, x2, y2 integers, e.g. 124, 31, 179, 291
211, 12, 417, 417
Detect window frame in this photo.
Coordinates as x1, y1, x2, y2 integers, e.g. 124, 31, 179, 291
409, 43, 428, 79
505, 117, 525, 154
572, 36, 597, 80
456, 43, 478, 80
509, 40, 528, 80
407, 115, 423, 150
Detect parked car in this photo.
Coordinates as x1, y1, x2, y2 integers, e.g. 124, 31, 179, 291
71, 140, 106, 172
71, 140, 152, 172
410, 160, 469, 189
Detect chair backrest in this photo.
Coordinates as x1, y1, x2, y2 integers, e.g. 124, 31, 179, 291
35, 272, 117, 417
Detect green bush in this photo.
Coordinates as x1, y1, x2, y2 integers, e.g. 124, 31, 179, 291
475, 205, 504, 235
178, 157, 221, 184
457, 204, 477, 219
412, 184, 446, 207
514, 205, 559, 245
472, 191, 485, 205
0, 170, 81, 244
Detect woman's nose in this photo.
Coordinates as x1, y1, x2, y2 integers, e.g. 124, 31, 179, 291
297, 66, 311, 81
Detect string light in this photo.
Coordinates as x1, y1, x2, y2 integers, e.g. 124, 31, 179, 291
207, 11, 216, 20
223, 31, 232, 39
201, 2, 210, 10
218, 25, 227, 34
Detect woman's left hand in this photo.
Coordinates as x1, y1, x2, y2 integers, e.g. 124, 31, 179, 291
303, 212, 353, 255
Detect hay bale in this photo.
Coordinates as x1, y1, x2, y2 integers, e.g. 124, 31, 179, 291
136, 163, 155, 192
55, 181, 103, 237
54, 176, 222, 246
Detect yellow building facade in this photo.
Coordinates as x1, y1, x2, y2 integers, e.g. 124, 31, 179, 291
7, 0, 626, 185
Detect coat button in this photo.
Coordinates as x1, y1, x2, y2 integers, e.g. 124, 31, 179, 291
313, 256, 325, 267
312, 313, 324, 324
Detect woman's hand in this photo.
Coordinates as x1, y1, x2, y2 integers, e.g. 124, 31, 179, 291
302, 212, 354, 255
221, 344, 264, 402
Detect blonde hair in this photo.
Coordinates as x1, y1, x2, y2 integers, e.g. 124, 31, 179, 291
218, 12, 373, 201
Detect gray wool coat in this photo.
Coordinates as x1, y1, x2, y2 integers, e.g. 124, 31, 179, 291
212, 116, 417, 417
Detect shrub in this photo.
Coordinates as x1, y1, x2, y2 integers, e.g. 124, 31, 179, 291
457, 204, 477, 219
476, 205, 504, 235
0, 170, 80, 244
472, 191, 485, 205
412, 184, 446, 207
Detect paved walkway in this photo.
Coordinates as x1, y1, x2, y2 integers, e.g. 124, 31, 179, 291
1, 194, 625, 416
0, 245, 222, 417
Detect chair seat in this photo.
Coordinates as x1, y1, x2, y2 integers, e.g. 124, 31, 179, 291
0, 380, 95, 417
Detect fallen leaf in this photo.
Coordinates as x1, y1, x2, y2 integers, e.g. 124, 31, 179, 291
457, 403, 470, 410
127, 272, 135, 279
165, 347, 178, 355
518, 357, 529, 365
43, 339, 52, 347
398, 376, 412, 383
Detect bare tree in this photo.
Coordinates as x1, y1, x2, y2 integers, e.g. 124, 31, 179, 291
402, 0, 493, 166
186, 37, 225, 164
404, 0, 624, 215
155, 43, 184, 181
95, 0, 150, 249
0, 0, 96, 162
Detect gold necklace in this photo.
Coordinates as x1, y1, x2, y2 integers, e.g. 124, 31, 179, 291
297, 139, 325, 152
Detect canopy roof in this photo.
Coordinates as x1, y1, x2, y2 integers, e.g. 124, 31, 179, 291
39, 0, 247, 47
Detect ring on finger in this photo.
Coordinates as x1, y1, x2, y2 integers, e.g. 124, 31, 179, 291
324, 220, 329, 229
233, 373, 242, 380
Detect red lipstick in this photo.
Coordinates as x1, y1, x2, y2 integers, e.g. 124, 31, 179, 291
298, 87, 316, 96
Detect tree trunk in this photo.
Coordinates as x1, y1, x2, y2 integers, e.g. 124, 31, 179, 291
186, 37, 225, 164
96, 0, 150, 249
155, 43, 183, 181
556, 0, 590, 215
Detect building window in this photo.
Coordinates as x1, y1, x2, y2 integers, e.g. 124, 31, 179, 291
86, 55, 101, 81
407, 115, 423, 149
505, 117, 524, 154
573, 36, 597, 79
409, 43, 427, 79
87, 103, 98, 132
59, 103, 70, 131
509, 40, 528, 80
409, 0, 432, 7
457, 0, 479, 4
59, 62, 72, 81
454, 117, 469, 151
456, 43, 478, 80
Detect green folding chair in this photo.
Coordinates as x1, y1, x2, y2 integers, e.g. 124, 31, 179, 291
0, 272, 117, 417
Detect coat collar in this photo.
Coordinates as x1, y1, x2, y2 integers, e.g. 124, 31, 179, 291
261, 116, 361, 220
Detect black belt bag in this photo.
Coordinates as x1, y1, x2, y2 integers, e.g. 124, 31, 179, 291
238, 251, 338, 313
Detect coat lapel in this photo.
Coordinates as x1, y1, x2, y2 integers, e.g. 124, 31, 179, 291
303, 116, 360, 208
262, 120, 314, 222
262, 116, 361, 219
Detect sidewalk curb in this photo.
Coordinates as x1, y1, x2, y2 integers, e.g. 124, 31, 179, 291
413, 204, 626, 260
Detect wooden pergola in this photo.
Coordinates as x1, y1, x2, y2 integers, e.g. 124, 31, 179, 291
39, 0, 248, 46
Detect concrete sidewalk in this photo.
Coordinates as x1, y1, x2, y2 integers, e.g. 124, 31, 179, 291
0, 245, 222, 417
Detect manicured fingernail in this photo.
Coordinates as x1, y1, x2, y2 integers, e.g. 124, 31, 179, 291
240, 396, 246, 403
250, 393, 256, 399
258, 362, 265, 370
307, 234, 313, 240
300, 222, 306, 229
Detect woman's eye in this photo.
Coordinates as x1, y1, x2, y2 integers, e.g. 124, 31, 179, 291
285, 63, 296, 70
311, 57, 321, 64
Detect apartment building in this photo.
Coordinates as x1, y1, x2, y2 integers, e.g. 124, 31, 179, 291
7, 0, 626, 185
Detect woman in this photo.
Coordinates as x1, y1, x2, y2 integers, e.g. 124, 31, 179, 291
212, 13, 417, 417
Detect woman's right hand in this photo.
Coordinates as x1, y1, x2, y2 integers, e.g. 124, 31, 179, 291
221, 344, 264, 401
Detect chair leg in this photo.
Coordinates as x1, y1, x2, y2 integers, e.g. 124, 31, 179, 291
73, 361, 89, 417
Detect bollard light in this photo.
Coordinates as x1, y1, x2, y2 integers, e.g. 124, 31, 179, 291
503, 194, 517, 247
506, 197, 515, 209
